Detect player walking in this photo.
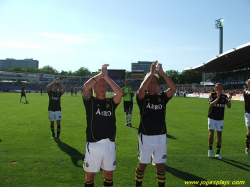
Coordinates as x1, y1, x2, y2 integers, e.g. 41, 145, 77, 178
82, 64, 123, 187
20, 85, 28, 103
135, 61, 176, 187
122, 80, 134, 127
208, 83, 232, 159
243, 79, 250, 155
46, 77, 65, 142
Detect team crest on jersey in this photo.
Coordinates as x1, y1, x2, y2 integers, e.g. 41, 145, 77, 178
158, 97, 162, 102
106, 103, 110, 109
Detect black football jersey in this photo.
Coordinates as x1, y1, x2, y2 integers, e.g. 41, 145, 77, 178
83, 96, 119, 142
48, 90, 63, 111
136, 92, 171, 135
243, 90, 250, 113
208, 92, 229, 120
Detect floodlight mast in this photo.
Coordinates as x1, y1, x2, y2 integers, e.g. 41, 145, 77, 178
215, 18, 224, 54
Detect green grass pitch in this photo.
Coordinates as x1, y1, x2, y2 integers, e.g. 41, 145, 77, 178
0, 93, 249, 187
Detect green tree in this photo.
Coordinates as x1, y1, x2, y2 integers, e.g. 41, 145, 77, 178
166, 70, 181, 84
60, 70, 68, 75
67, 70, 74, 76
179, 70, 202, 84
26, 66, 40, 73
74, 67, 91, 76
9, 66, 25, 72
125, 71, 131, 79
40, 65, 59, 74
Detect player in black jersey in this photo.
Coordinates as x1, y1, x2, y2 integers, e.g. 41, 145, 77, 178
46, 77, 65, 142
20, 85, 28, 103
208, 83, 231, 159
135, 61, 176, 187
243, 79, 250, 155
82, 64, 123, 187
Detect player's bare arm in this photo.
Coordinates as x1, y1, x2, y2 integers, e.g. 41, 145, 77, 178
158, 64, 176, 98
82, 64, 108, 100
209, 91, 221, 108
137, 61, 157, 99
46, 79, 56, 92
57, 77, 66, 94
226, 94, 232, 108
102, 64, 123, 104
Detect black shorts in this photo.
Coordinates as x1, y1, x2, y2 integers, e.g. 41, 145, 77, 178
123, 101, 133, 112
21, 93, 26, 97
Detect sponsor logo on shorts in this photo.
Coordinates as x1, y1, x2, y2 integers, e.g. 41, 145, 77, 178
220, 126, 223, 129
113, 161, 116, 166
162, 155, 167, 159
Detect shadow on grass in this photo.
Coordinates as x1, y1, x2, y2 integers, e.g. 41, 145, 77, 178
219, 157, 250, 172
55, 140, 85, 168
165, 165, 222, 187
166, 134, 177, 140
129, 126, 138, 130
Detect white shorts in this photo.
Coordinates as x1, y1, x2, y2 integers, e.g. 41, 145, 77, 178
244, 113, 250, 127
83, 138, 116, 173
208, 118, 224, 131
138, 134, 167, 165
48, 111, 62, 121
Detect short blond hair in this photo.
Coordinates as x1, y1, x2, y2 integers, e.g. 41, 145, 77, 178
246, 79, 250, 84
144, 73, 159, 82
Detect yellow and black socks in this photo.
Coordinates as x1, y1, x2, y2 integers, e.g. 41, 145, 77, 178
246, 135, 250, 149
135, 168, 144, 187
157, 170, 166, 187
216, 145, 221, 154
103, 178, 113, 187
85, 181, 94, 187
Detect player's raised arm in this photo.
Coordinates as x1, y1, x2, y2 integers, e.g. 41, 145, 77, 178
46, 79, 56, 92
102, 64, 123, 104
137, 61, 157, 99
209, 91, 220, 108
82, 64, 106, 100
57, 77, 66, 94
157, 64, 176, 98
226, 94, 232, 108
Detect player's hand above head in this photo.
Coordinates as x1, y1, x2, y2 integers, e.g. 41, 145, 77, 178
157, 64, 164, 74
151, 61, 157, 74
101, 64, 109, 78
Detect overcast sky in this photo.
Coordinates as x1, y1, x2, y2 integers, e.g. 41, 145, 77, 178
0, 0, 249, 73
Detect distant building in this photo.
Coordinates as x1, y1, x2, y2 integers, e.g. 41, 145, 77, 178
131, 61, 154, 74
0, 58, 39, 70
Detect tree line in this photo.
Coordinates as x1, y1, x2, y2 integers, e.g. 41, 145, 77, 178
9, 65, 202, 84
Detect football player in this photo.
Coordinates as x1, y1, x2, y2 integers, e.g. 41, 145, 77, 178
243, 79, 250, 155
208, 83, 232, 159
82, 64, 123, 187
135, 61, 176, 187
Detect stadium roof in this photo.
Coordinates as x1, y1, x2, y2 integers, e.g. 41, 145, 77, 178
184, 42, 250, 73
